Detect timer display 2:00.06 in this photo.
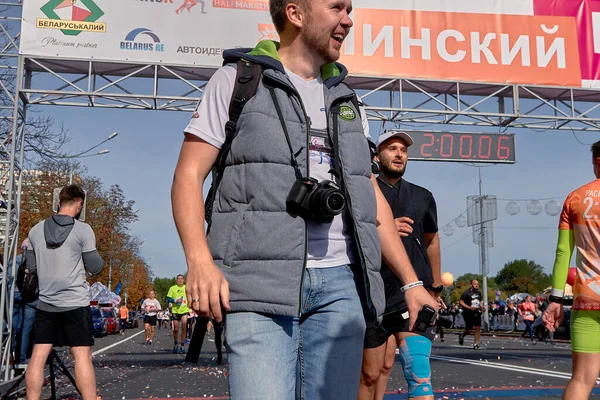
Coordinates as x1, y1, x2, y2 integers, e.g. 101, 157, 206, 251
408, 132, 516, 163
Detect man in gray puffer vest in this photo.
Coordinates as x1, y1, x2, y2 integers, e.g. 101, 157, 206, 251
172, 0, 437, 398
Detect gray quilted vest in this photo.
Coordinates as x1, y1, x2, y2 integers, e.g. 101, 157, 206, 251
207, 41, 384, 320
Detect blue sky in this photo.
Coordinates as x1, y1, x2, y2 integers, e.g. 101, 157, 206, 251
40, 101, 596, 284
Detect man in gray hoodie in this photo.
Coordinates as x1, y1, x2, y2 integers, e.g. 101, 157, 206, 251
24, 184, 103, 400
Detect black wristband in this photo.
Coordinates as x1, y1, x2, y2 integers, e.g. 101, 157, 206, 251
431, 285, 444, 293
549, 295, 564, 304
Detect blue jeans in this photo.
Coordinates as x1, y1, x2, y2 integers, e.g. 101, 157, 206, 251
225, 265, 366, 400
523, 319, 534, 341
490, 315, 498, 330
12, 291, 37, 363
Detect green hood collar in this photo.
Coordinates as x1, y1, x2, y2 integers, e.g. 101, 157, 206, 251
248, 40, 343, 81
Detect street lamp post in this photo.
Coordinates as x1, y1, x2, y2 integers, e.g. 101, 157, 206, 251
51, 132, 119, 184
68, 149, 111, 184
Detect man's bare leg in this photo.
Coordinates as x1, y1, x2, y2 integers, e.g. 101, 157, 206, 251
563, 352, 600, 400
474, 326, 481, 345
374, 335, 397, 400
172, 320, 180, 348
180, 316, 188, 344
26, 344, 53, 400
358, 341, 387, 400
144, 323, 151, 343
394, 332, 434, 400
71, 346, 97, 400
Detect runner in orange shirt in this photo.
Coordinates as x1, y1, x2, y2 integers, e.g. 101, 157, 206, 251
119, 303, 129, 335
518, 296, 536, 344
544, 141, 600, 400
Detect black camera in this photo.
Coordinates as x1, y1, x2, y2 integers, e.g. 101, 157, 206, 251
414, 305, 438, 333
286, 178, 347, 223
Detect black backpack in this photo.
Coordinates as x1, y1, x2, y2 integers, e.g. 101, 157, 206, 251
16, 257, 39, 303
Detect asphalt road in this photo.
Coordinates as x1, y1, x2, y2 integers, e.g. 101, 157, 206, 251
5, 325, 600, 399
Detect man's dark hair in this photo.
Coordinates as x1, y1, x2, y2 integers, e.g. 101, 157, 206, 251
177, 274, 184, 279
591, 141, 600, 160
59, 184, 85, 206
270, 0, 306, 33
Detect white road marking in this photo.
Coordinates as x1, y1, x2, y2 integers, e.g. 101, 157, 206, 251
432, 354, 600, 384
92, 330, 145, 357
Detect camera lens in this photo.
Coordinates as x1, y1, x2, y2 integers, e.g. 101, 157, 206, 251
326, 192, 345, 213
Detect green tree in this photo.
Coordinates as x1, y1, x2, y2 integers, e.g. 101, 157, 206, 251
153, 277, 177, 307
495, 259, 551, 295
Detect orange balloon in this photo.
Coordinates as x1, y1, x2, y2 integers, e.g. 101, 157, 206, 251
567, 267, 577, 286
441, 272, 454, 287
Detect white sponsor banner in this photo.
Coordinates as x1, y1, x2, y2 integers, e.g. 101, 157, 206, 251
19, 0, 600, 87
20, 0, 275, 67
351, 0, 534, 15
18, 0, 536, 67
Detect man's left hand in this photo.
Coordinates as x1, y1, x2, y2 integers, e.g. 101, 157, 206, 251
429, 290, 444, 307
405, 285, 438, 331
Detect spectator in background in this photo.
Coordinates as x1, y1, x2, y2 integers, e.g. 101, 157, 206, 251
119, 303, 129, 335
518, 295, 537, 345
498, 298, 506, 316
506, 300, 518, 331
490, 302, 499, 332
12, 239, 38, 365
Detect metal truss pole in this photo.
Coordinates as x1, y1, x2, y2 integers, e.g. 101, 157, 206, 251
0, 54, 24, 381
0, 0, 24, 382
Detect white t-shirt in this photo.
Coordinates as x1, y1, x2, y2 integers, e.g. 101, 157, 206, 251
142, 298, 162, 316
185, 65, 370, 268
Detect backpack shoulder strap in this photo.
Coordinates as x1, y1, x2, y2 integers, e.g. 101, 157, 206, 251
350, 93, 362, 120
222, 59, 263, 155
205, 60, 263, 228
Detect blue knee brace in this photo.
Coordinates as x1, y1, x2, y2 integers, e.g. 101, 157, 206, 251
398, 335, 433, 398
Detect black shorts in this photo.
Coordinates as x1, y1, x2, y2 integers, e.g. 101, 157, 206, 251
463, 311, 482, 329
120, 318, 127, 327
364, 307, 436, 349
171, 313, 188, 322
144, 315, 158, 326
33, 306, 94, 347
364, 321, 392, 349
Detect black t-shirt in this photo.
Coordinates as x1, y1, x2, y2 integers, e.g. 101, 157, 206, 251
460, 288, 482, 314
377, 176, 438, 310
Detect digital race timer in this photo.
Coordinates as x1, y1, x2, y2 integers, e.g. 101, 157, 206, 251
406, 131, 516, 163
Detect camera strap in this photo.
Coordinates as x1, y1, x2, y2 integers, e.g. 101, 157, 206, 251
268, 86, 304, 181
329, 105, 344, 189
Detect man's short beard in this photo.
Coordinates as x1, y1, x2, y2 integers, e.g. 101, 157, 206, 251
380, 163, 406, 179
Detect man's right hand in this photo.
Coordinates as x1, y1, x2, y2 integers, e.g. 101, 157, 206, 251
394, 217, 414, 237
543, 302, 564, 332
405, 285, 438, 331
186, 263, 230, 322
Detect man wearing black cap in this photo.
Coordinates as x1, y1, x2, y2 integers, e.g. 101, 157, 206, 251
359, 130, 442, 400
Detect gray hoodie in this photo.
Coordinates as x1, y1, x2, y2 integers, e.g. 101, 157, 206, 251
26, 215, 103, 311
